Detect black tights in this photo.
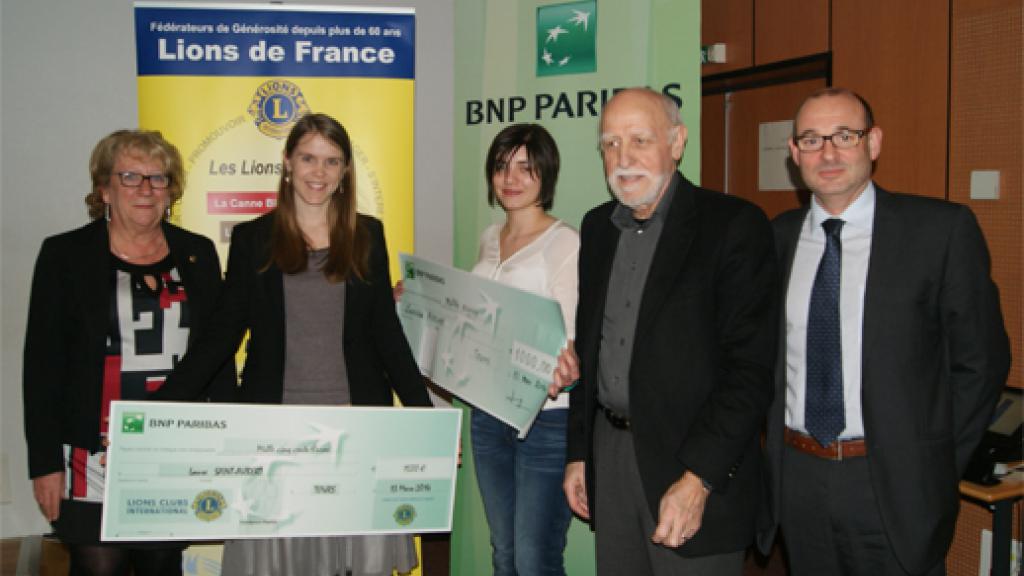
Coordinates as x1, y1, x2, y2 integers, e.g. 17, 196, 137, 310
68, 544, 182, 576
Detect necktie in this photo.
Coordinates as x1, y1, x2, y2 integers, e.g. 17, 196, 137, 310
805, 218, 845, 447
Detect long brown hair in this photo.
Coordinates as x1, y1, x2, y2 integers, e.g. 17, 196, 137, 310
269, 113, 368, 282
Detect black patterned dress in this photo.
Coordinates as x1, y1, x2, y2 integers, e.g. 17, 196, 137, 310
57, 254, 191, 543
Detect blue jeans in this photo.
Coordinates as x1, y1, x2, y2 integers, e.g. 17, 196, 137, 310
471, 407, 572, 576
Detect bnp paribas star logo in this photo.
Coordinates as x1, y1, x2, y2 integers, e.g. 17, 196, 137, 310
536, 1, 596, 77
122, 412, 145, 434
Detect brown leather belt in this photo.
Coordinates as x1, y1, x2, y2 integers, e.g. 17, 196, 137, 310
600, 405, 631, 430
784, 428, 866, 460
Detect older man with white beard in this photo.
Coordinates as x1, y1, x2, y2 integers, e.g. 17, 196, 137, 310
555, 87, 778, 576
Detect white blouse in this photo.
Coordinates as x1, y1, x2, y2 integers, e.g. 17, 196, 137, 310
471, 220, 580, 410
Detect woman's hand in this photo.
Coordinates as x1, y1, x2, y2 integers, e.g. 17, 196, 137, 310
32, 471, 65, 522
548, 340, 579, 398
100, 433, 110, 467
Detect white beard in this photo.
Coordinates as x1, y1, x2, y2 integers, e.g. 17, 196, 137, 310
607, 168, 668, 209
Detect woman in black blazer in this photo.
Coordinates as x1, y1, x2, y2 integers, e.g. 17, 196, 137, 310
155, 212, 428, 408
23, 130, 234, 575
155, 113, 430, 576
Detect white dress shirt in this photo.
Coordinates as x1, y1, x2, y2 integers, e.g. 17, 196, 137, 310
785, 183, 875, 439
472, 220, 580, 410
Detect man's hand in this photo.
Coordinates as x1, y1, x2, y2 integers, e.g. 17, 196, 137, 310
548, 340, 579, 398
392, 280, 405, 302
651, 471, 709, 548
563, 460, 590, 520
33, 471, 65, 522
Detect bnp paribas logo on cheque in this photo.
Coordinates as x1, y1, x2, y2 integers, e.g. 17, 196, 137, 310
122, 412, 145, 434
536, 1, 596, 77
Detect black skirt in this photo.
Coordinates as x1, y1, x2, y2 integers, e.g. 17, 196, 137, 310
53, 499, 187, 551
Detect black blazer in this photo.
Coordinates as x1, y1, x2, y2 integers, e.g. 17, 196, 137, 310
23, 219, 233, 479
759, 186, 1010, 573
155, 212, 430, 408
567, 174, 778, 556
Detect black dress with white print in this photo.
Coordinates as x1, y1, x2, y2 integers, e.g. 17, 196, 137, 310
58, 254, 190, 542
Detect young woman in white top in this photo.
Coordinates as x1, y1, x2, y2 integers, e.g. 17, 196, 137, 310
470, 123, 579, 576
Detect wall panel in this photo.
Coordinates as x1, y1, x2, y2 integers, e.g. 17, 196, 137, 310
725, 79, 824, 219
701, 93, 726, 192
832, 0, 950, 199
754, 0, 829, 64
947, 0, 1022, 390
702, 0, 753, 73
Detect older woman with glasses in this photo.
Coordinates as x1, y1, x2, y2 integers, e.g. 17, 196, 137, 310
23, 129, 235, 576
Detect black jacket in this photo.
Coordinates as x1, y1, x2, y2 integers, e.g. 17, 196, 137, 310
568, 174, 778, 556
23, 219, 234, 478
759, 186, 1010, 573
154, 212, 430, 408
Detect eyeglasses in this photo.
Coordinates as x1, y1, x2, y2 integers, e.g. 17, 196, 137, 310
794, 129, 869, 152
114, 171, 171, 189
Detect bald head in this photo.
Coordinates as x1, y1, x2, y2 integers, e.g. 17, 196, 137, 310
599, 87, 687, 219
602, 88, 683, 131
793, 88, 874, 137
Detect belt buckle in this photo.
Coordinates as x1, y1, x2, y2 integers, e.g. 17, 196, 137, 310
603, 406, 629, 430
834, 440, 843, 461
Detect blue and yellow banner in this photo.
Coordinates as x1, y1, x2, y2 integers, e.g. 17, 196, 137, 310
134, 4, 418, 574
135, 2, 415, 271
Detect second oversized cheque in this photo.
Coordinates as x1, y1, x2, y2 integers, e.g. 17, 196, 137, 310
396, 254, 567, 436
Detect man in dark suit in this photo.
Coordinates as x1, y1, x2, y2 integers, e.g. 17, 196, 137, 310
558, 87, 777, 575
758, 88, 1010, 576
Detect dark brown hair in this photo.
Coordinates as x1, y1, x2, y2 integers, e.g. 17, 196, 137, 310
86, 130, 185, 220
484, 123, 560, 211
269, 113, 368, 283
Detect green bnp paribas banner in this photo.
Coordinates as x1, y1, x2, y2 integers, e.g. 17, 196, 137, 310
451, 1, 700, 574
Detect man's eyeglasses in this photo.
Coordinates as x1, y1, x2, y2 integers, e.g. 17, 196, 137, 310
794, 129, 869, 152
114, 171, 171, 189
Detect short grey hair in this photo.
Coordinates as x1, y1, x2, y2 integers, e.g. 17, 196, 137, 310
657, 91, 683, 128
